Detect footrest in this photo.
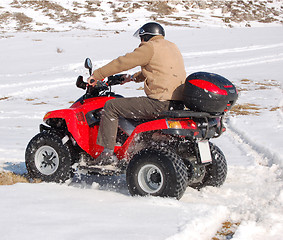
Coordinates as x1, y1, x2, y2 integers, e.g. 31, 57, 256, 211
79, 164, 121, 175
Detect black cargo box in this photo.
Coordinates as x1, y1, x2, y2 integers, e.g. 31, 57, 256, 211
183, 72, 238, 114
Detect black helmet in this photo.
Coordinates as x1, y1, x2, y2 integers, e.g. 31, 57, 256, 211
133, 22, 165, 38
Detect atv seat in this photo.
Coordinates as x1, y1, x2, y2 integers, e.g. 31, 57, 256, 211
118, 110, 221, 136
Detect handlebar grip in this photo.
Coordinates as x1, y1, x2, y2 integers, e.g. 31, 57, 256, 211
76, 76, 87, 90
107, 74, 125, 86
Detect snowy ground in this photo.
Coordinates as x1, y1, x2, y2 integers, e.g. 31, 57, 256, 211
0, 20, 283, 240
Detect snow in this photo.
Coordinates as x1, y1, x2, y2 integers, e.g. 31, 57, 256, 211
0, 183, 229, 240
1, 1, 283, 239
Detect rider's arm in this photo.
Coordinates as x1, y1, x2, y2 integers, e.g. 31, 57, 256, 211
91, 42, 154, 81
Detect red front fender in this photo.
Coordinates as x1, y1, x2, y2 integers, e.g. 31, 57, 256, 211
43, 108, 94, 153
43, 96, 115, 158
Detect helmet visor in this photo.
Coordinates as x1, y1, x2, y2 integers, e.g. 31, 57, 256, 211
133, 28, 141, 38
133, 27, 162, 38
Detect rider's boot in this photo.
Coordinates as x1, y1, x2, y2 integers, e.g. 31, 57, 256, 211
87, 149, 118, 166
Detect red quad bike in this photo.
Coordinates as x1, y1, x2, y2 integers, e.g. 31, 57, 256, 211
25, 58, 238, 200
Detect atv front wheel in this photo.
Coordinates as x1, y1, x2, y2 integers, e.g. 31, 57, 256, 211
126, 148, 188, 200
25, 131, 74, 182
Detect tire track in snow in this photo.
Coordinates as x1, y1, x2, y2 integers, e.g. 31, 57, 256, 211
0, 114, 42, 120
12, 81, 73, 96
188, 53, 283, 72
0, 63, 82, 78
0, 60, 108, 78
213, 122, 283, 237
0, 78, 71, 89
0, 78, 73, 98
0, 60, 111, 99
183, 42, 283, 58
182, 122, 283, 238
226, 118, 283, 168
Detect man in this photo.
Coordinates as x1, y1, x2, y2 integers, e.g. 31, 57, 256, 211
87, 22, 186, 166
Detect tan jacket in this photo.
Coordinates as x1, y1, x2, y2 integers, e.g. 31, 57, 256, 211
92, 36, 186, 101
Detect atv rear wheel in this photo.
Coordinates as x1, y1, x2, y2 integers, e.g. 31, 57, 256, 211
189, 142, 227, 189
126, 148, 188, 200
25, 131, 74, 182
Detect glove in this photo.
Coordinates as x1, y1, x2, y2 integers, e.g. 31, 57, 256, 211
121, 74, 134, 85
87, 75, 98, 86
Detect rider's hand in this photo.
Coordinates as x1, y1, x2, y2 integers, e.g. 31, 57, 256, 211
87, 75, 98, 86
121, 74, 133, 85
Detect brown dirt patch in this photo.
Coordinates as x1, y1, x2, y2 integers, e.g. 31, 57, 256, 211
0, 172, 41, 185
14, 12, 33, 30
1, 0, 282, 33
33, 102, 47, 105
25, 98, 37, 101
156, 19, 192, 27
0, 96, 10, 101
240, 79, 281, 89
212, 221, 240, 240
230, 103, 262, 116
240, 79, 252, 84
234, 78, 282, 115
146, 1, 176, 16
254, 80, 281, 90
0, 11, 12, 24
56, 47, 64, 53
12, 0, 81, 24
0, 172, 29, 185
270, 107, 282, 112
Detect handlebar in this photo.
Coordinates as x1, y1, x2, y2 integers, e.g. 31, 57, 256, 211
76, 74, 125, 91
76, 76, 87, 89
76, 74, 125, 100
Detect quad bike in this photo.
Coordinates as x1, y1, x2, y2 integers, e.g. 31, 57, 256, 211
25, 58, 238, 200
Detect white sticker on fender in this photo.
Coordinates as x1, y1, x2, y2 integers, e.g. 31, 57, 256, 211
198, 140, 212, 163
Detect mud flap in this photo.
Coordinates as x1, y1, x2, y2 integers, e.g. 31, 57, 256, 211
197, 140, 212, 163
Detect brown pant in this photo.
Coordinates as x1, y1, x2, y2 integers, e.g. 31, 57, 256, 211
97, 97, 170, 150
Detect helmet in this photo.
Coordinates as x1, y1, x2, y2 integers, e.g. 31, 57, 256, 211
133, 22, 165, 38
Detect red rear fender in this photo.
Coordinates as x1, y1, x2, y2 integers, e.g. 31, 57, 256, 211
116, 119, 168, 159
116, 118, 198, 160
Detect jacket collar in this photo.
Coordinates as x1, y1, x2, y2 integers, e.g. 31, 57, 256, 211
149, 35, 164, 42
139, 35, 164, 47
